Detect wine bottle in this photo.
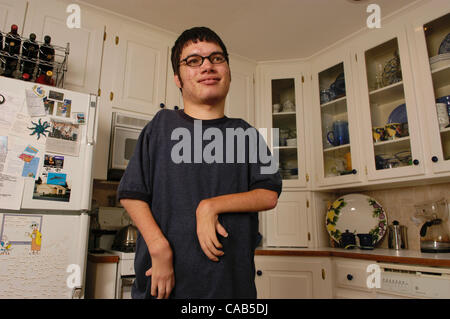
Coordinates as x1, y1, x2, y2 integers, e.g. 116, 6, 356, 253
4, 25, 21, 55
38, 35, 54, 75
21, 33, 39, 79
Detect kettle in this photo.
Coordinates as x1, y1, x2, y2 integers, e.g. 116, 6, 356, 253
112, 223, 138, 251
112, 212, 138, 251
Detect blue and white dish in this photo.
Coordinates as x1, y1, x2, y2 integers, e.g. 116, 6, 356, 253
387, 104, 408, 124
436, 95, 450, 118
438, 33, 450, 55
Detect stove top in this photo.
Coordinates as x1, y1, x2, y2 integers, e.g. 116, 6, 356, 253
106, 249, 136, 260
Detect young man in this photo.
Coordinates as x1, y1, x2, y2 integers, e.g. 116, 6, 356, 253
117, 27, 282, 299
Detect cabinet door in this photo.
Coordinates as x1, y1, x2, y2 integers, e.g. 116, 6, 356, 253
254, 256, 332, 299
261, 69, 308, 188
0, 0, 27, 33
109, 24, 168, 116
264, 191, 309, 247
311, 53, 363, 187
354, 27, 425, 181
408, 8, 450, 174
23, 0, 105, 94
225, 56, 256, 125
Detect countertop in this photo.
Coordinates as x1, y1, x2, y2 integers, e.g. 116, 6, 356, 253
87, 252, 119, 263
255, 247, 450, 267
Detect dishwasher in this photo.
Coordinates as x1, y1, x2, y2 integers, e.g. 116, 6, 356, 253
376, 262, 450, 299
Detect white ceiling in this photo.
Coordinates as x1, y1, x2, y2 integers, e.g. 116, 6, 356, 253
81, 0, 416, 61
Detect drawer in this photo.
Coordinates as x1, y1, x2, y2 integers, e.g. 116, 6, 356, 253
120, 259, 135, 276
335, 259, 375, 291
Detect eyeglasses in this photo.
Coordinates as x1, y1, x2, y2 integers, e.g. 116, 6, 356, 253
179, 52, 228, 67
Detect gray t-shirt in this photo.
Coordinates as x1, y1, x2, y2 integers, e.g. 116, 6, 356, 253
117, 109, 282, 299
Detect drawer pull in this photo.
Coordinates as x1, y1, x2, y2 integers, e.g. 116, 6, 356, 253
347, 274, 353, 281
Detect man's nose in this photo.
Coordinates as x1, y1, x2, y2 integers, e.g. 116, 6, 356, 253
200, 58, 215, 72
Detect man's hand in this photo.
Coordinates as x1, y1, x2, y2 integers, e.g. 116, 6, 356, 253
195, 199, 228, 262
146, 237, 175, 299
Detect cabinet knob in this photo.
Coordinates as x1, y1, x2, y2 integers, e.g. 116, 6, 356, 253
352, 169, 357, 175
347, 274, 353, 281
413, 159, 419, 166
256, 270, 263, 276
174, 105, 179, 110
160, 103, 165, 108
432, 156, 438, 163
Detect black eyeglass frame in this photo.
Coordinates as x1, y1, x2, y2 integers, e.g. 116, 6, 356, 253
179, 52, 228, 67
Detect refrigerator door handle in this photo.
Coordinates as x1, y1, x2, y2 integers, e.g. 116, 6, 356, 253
87, 94, 98, 145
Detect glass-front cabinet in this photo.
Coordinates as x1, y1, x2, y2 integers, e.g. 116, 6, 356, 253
262, 68, 307, 188
311, 54, 362, 187
355, 28, 424, 181
410, 11, 450, 173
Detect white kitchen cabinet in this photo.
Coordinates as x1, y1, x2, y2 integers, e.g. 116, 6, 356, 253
254, 255, 332, 299
105, 22, 171, 116
225, 55, 256, 126
257, 62, 309, 189
262, 191, 310, 247
0, 0, 27, 33
333, 258, 378, 299
310, 49, 364, 188
407, 6, 450, 174
23, 0, 105, 95
353, 25, 425, 182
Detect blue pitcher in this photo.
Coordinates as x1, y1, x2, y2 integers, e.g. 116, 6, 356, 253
327, 120, 349, 146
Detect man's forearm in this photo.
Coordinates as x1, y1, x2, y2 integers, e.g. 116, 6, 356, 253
205, 189, 278, 215
120, 199, 168, 253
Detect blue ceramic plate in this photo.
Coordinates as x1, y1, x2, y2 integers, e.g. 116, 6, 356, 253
387, 104, 408, 124
436, 95, 450, 117
438, 33, 450, 55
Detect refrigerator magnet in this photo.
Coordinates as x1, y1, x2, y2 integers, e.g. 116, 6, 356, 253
73, 112, 85, 124
46, 172, 67, 186
22, 157, 40, 179
48, 90, 64, 101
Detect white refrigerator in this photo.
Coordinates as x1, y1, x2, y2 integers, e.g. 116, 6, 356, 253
0, 76, 98, 299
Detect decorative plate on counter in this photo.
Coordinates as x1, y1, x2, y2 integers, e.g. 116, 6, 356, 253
325, 193, 387, 245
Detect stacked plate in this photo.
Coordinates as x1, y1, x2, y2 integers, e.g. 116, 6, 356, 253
429, 53, 450, 71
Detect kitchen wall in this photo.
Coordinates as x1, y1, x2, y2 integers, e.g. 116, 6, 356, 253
336, 182, 450, 251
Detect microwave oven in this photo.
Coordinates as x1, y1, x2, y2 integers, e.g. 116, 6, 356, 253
108, 112, 152, 181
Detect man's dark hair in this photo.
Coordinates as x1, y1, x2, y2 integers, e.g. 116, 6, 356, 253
171, 26, 229, 78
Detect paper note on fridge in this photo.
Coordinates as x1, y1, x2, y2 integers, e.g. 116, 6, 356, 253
0, 173, 24, 210
45, 119, 80, 157
25, 89, 46, 117
0, 93, 23, 131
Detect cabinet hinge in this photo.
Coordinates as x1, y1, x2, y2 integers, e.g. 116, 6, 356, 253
308, 232, 311, 241
306, 200, 309, 208
103, 31, 106, 42
365, 166, 368, 175
98, 88, 101, 97
322, 269, 326, 280
115, 36, 119, 45
355, 54, 358, 62
306, 173, 309, 182
110, 92, 114, 101
301, 76, 304, 83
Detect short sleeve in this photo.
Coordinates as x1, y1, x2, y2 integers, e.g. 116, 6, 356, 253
116, 117, 157, 206
247, 125, 283, 197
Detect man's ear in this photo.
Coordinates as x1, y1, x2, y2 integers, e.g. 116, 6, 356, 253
174, 74, 182, 89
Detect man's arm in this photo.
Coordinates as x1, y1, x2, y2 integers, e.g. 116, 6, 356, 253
195, 189, 278, 261
120, 199, 174, 299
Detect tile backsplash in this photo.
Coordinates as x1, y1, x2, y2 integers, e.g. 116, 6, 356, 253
336, 182, 450, 252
